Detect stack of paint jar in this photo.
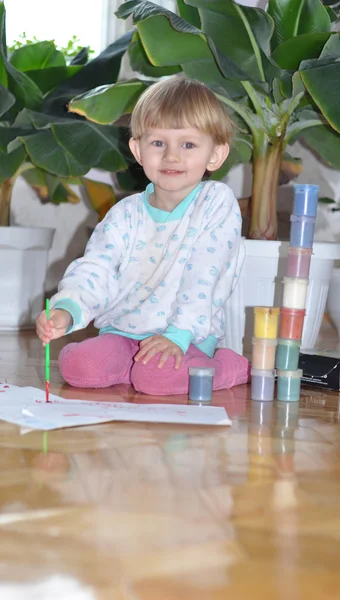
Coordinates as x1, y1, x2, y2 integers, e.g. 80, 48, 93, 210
251, 306, 280, 401
275, 184, 319, 402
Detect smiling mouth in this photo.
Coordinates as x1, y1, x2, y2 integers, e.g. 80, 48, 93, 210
160, 170, 183, 174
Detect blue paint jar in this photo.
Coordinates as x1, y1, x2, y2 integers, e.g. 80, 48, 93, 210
293, 184, 319, 218
275, 338, 301, 370
188, 367, 214, 402
290, 215, 315, 248
277, 369, 302, 402
251, 368, 275, 402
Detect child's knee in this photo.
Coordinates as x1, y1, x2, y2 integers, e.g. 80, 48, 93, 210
131, 354, 184, 395
58, 343, 86, 383
130, 353, 164, 393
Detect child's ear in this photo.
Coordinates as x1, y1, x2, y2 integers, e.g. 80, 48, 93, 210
207, 143, 229, 172
129, 138, 142, 165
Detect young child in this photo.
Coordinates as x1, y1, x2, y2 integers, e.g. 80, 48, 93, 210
36, 77, 250, 395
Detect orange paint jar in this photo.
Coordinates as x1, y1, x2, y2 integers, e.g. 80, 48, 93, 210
252, 337, 277, 370
279, 307, 306, 340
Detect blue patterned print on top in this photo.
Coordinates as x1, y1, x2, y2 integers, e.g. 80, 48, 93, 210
50, 180, 245, 359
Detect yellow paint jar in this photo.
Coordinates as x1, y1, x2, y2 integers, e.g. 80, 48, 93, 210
254, 306, 280, 339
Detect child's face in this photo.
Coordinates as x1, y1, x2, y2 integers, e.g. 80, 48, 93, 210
129, 127, 229, 200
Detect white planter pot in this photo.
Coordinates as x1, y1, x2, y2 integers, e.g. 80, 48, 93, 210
0, 226, 55, 330
222, 240, 340, 356
327, 267, 340, 338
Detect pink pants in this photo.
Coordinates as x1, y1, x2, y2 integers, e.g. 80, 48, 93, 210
58, 334, 250, 396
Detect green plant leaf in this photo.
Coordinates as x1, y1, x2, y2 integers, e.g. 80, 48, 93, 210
272, 32, 332, 70
24, 66, 82, 95
48, 179, 81, 204
0, 5, 43, 110
42, 30, 133, 117
70, 47, 89, 66
0, 125, 33, 151
0, 143, 26, 183
0, 84, 15, 117
69, 80, 147, 124
9, 41, 66, 71
177, 0, 201, 28
324, 6, 339, 21
320, 32, 340, 59
318, 196, 335, 204
215, 91, 262, 138
128, 31, 181, 77
0, 2, 7, 87
185, 0, 274, 82
300, 59, 340, 132
267, 0, 331, 51
116, 161, 149, 192
284, 107, 325, 145
137, 14, 212, 66
21, 166, 81, 204
19, 130, 90, 177
13, 107, 70, 129
302, 122, 340, 168
117, 1, 249, 81
52, 122, 128, 172
116, 0, 144, 19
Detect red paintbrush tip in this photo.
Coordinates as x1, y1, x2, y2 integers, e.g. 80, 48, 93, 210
45, 381, 50, 403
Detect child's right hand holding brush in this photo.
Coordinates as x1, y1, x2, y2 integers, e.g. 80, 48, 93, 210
36, 309, 72, 345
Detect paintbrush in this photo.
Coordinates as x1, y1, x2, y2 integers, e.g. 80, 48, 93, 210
45, 298, 50, 403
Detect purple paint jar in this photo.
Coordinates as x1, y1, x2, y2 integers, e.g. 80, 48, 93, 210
286, 247, 312, 278
290, 215, 315, 248
251, 368, 275, 402
293, 184, 319, 218
189, 367, 215, 402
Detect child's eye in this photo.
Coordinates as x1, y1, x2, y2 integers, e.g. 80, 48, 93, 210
152, 140, 165, 147
183, 142, 195, 149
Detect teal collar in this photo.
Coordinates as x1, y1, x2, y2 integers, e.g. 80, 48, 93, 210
143, 182, 203, 222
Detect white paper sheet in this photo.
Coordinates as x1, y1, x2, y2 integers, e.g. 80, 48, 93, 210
0, 383, 230, 431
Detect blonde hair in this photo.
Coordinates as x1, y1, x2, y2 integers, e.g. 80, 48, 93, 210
130, 77, 233, 145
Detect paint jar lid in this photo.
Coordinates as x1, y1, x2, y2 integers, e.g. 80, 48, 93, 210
294, 184, 319, 193
189, 367, 215, 377
277, 338, 301, 347
252, 337, 278, 346
251, 368, 276, 377
276, 368, 303, 378
280, 307, 306, 316
254, 306, 280, 315
290, 215, 316, 223
287, 247, 313, 256
283, 276, 309, 285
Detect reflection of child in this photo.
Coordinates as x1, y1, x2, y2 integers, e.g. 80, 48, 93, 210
36, 77, 249, 395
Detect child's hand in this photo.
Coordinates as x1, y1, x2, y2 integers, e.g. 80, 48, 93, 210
135, 335, 183, 369
36, 308, 72, 345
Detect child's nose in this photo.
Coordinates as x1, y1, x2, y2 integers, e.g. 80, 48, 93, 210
164, 147, 180, 162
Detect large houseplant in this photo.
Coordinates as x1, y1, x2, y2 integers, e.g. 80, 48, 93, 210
0, 1, 143, 228
0, 1, 143, 328
69, 0, 340, 240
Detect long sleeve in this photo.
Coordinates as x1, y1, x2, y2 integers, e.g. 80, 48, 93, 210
163, 189, 245, 352
50, 212, 125, 332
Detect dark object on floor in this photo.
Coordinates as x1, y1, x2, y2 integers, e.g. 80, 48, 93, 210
299, 351, 340, 392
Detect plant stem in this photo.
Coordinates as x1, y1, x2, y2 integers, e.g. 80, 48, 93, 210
0, 180, 13, 227
248, 140, 282, 240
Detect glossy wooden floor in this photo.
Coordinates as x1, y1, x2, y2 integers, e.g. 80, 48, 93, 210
0, 323, 340, 599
